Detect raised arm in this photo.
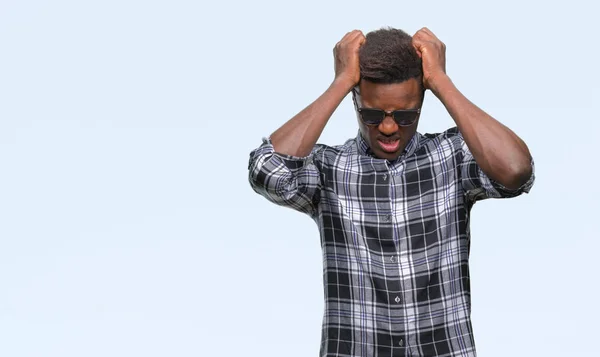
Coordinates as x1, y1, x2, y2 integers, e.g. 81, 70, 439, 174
248, 30, 366, 215
270, 30, 366, 157
412, 27, 533, 191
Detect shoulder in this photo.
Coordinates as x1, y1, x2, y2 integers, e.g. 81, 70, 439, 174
418, 127, 464, 152
408, 127, 468, 164
312, 137, 360, 160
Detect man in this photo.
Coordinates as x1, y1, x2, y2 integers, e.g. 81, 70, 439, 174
247, 27, 534, 357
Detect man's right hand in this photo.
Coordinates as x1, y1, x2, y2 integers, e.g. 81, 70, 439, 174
333, 30, 366, 91
269, 30, 365, 157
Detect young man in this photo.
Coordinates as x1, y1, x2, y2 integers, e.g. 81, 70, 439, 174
248, 27, 534, 357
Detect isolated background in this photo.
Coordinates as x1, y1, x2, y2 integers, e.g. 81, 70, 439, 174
1, 1, 598, 356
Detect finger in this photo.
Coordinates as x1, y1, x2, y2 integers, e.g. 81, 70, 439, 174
412, 36, 425, 48
348, 32, 365, 46
344, 30, 364, 44
345, 30, 360, 37
413, 47, 422, 58
421, 27, 441, 43
411, 38, 424, 58
421, 27, 434, 36
335, 34, 352, 51
344, 29, 362, 39
337, 30, 358, 46
338, 31, 364, 51
357, 33, 366, 46
414, 29, 433, 42
413, 28, 425, 37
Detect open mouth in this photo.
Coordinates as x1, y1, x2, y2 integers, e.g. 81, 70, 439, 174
377, 139, 400, 153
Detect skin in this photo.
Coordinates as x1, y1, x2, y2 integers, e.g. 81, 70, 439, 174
270, 27, 532, 190
269, 30, 365, 157
354, 78, 423, 161
411, 27, 532, 189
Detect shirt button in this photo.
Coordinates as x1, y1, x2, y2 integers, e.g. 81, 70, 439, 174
398, 338, 404, 347
382, 174, 388, 181
390, 256, 396, 263
394, 296, 401, 303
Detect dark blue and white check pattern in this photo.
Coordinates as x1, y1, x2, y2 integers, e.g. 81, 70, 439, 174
248, 127, 534, 357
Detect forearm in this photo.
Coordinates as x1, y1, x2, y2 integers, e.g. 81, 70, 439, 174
431, 75, 532, 189
270, 78, 353, 157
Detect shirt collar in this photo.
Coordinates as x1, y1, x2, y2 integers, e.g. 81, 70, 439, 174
355, 131, 420, 162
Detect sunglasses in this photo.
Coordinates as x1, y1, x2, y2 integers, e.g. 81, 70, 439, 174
352, 88, 420, 126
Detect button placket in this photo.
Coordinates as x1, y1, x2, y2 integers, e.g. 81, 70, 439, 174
393, 164, 404, 176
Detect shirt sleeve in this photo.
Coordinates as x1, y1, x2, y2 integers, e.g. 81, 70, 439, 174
247, 138, 323, 216
458, 133, 535, 202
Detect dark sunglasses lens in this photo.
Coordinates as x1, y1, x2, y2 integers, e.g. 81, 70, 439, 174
360, 109, 384, 125
393, 111, 419, 126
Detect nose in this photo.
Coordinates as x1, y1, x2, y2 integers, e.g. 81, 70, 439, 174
378, 114, 398, 135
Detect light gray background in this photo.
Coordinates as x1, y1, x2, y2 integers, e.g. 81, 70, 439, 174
1, 1, 598, 356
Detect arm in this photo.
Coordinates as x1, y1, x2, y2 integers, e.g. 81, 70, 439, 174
248, 30, 366, 214
413, 28, 533, 190
270, 30, 366, 157
248, 139, 323, 215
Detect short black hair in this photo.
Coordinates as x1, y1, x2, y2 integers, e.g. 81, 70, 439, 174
359, 27, 422, 85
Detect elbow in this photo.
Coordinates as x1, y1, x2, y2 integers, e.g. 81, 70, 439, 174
248, 164, 269, 194
500, 158, 533, 190
247, 147, 275, 191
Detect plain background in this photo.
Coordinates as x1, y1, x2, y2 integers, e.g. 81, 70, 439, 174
1, 1, 599, 356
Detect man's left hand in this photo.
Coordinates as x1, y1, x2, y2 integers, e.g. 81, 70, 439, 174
412, 27, 447, 91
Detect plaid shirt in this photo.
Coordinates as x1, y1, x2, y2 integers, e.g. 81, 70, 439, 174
248, 127, 535, 357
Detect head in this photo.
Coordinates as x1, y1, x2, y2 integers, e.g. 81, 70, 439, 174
355, 27, 424, 160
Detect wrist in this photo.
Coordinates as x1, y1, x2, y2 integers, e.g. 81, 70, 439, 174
332, 76, 357, 94
428, 73, 453, 97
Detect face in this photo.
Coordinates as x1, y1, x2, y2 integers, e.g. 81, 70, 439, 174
354, 78, 423, 160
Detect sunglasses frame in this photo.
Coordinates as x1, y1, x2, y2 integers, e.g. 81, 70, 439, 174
352, 88, 421, 127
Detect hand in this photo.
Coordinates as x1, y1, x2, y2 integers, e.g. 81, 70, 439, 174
412, 27, 447, 90
333, 30, 365, 90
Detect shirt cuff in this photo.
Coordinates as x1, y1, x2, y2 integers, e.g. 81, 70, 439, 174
481, 159, 536, 197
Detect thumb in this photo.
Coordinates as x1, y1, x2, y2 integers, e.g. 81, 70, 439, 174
412, 38, 424, 58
